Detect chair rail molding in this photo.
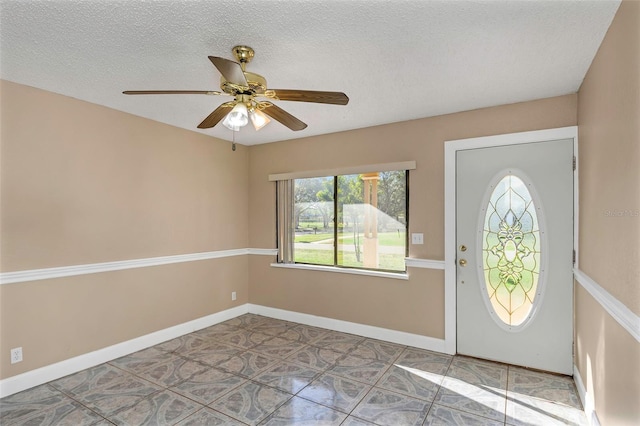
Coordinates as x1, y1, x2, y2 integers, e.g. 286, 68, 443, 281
574, 268, 640, 343
0, 248, 279, 285
405, 258, 445, 270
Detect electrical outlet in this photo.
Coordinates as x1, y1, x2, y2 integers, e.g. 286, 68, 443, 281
231, 291, 237, 301
10, 347, 23, 364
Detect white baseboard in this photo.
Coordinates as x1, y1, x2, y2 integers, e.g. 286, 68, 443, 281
248, 304, 447, 353
1, 302, 447, 399
574, 364, 601, 426
0, 305, 249, 398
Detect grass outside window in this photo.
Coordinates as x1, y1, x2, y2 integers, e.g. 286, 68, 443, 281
282, 171, 408, 273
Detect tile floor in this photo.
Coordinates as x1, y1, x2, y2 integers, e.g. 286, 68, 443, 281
0, 314, 586, 425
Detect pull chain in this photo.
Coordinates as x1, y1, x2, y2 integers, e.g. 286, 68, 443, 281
232, 129, 236, 151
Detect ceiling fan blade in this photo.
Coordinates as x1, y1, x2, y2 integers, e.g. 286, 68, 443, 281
269, 89, 349, 105
197, 103, 233, 129
123, 90, 223, 95
208, 56, 247, 86
260, 102, 308, 131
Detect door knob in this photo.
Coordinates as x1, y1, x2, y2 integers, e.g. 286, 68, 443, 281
459, 259, 467, 267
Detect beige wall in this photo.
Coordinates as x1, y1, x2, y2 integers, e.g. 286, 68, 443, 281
248, 94, 577, 337
0, 81, 249, 379
1, 81, 249, 271
576, 1, 640, 424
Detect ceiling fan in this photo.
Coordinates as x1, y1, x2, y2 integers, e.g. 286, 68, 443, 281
123, 45, 349, 132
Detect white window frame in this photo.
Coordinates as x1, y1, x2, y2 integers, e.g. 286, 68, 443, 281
271, 162, 416, 277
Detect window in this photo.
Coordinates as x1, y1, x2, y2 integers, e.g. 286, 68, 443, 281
482, 173, 542, 328
277, 170, 408, 273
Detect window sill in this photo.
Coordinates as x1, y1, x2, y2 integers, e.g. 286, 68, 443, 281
270, 263, 408, 280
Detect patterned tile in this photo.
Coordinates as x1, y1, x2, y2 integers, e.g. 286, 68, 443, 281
341, 416, 378, 425
255, 317, 291, 328
506, 392, 587, 426
376, 364, 442, 401
351, 387, 431, 426
155, 334, 210, 353
253, 361, 320, 394
285, 324, 330, 343
175, 407, 246, 425
447, 356, 508, 390
286, 345, 344, 370
349, 339, 405, 362
312, 332, 364, 353
0, 394, 104, 426
251, 337, 306, 358
50, 364, 130, 397
215, 350, 280, 378
329, 354, 391, 385
209, 381, 291, 425
182, 341, 242, 367
222, 314, 266, 328
14, 399, 106, 425
108, 347, 174, 374
297, 373, 372, 413
276, 328, 311, 343
425, 403, 504, 426
108, 389, 201, 425
136, 357, 210, 387
261, 396, 347, 425
434, 376, 506, 422
507, 366, 582, 408
0, 315, 591, 426
395, 347, 453, 376
216, 329, 274, 349
251, 322, 290, 336
170, 368, 246, 405
0, 384, 73, 425
192, 323, 239, 340
74, 376, 161, 417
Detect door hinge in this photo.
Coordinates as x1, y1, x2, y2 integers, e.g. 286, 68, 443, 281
573, 249, 576, 264
572, 156, 576, 171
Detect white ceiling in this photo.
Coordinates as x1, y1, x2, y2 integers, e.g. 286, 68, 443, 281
0, 0, 620, 146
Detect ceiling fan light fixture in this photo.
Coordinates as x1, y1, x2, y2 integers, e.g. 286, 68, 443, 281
249, 107, 271, 130
222, 121, 241, 132
222, 102, 249, 131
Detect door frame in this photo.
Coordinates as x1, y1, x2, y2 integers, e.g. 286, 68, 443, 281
443, 126, 579, 355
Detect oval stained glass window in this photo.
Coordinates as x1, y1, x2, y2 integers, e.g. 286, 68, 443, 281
482, 174, 542, 328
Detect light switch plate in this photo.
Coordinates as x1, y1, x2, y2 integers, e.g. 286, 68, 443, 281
411, 233, 424, 245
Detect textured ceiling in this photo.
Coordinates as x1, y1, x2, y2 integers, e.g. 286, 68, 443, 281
0, 0, 620, 146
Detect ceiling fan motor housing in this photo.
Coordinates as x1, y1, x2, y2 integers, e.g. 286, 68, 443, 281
220, 72, 267, 96
232, 45, 255, 64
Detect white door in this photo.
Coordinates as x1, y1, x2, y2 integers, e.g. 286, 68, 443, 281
456, 139, 574, 374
